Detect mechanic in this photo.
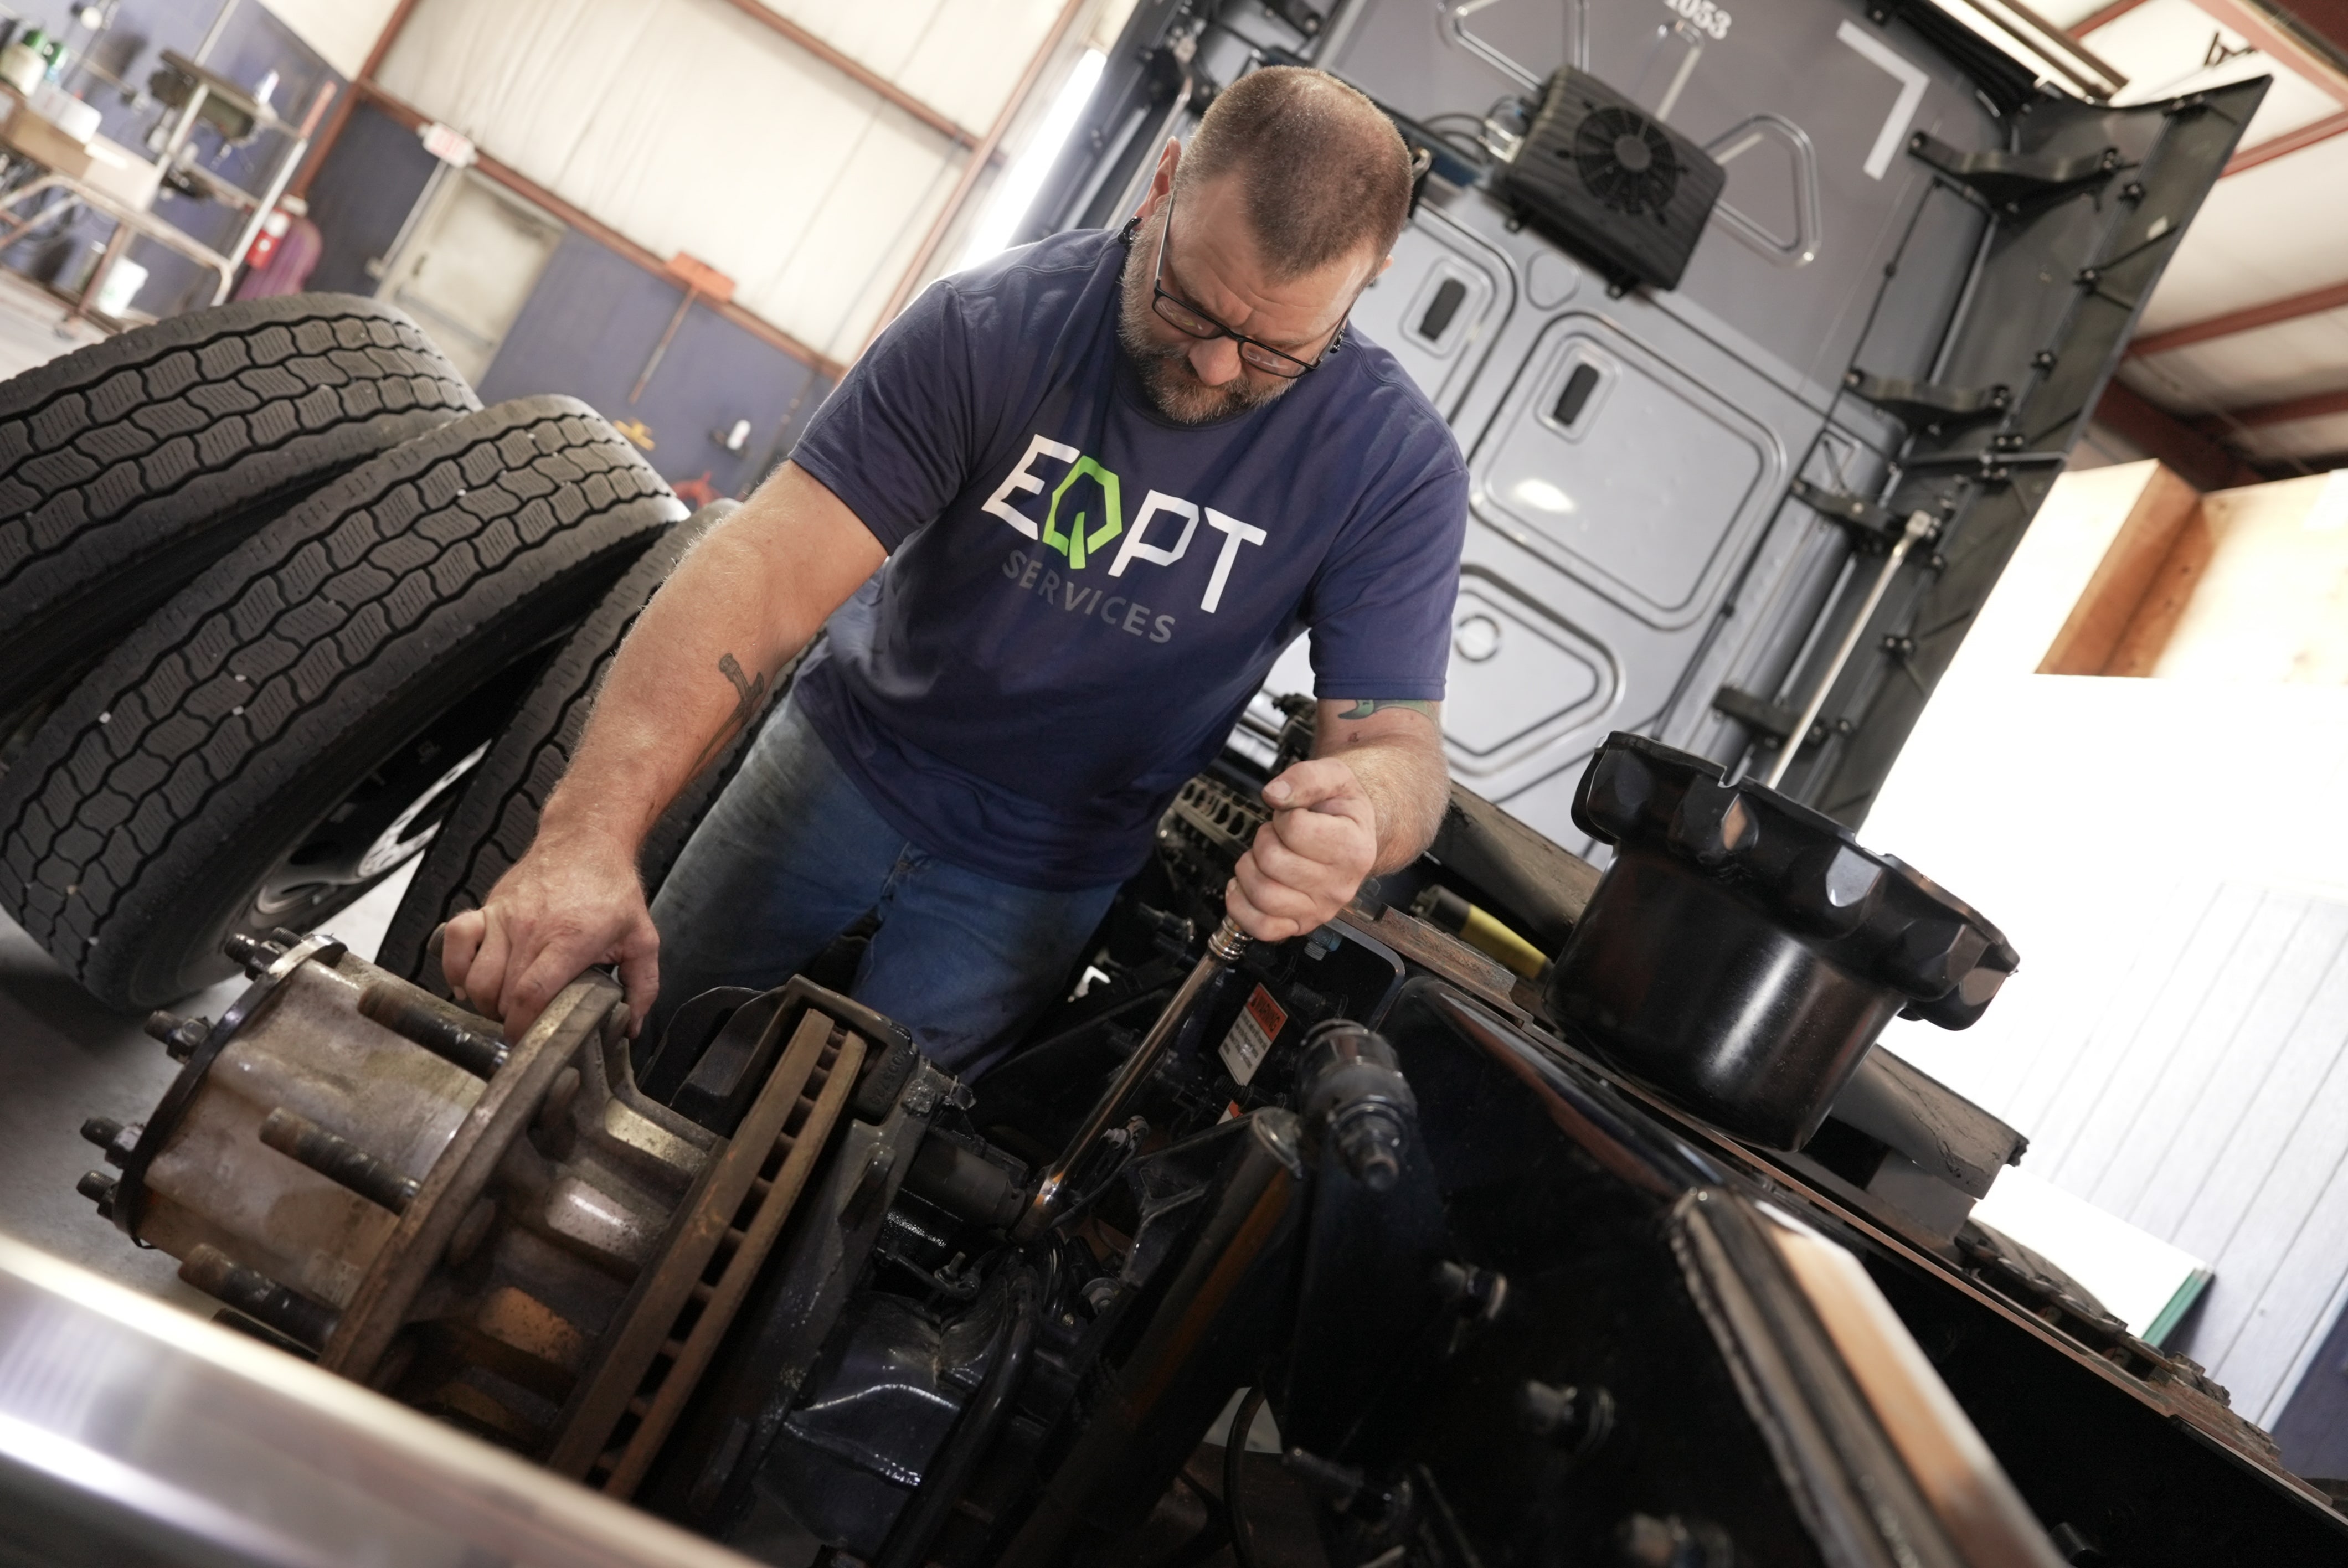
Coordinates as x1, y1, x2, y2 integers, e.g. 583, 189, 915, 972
440, 66, 1470, 1075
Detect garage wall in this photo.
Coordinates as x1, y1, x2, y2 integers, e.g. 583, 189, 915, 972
477, 231, 828, 500
373, 0, 1077, 360
1863, 461, 2348, 1445
301, 99, 439, 297
298, 97, 830, 498
258, 0, 405, 78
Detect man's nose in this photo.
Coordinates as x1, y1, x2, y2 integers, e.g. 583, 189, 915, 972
1187, 335, 1244, 386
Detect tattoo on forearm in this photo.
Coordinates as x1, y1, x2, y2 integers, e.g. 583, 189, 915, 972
1335, 699, 1438, 721
687, 652, 768, 775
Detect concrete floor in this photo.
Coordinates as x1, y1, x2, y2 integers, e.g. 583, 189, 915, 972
0, 265, 104, 380
0, 864, 416, 1311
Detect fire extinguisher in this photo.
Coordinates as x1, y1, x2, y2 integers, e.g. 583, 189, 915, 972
243, 194, 308, 268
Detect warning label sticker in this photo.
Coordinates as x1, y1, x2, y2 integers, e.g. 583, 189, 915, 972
1218, 984, 1288, 1087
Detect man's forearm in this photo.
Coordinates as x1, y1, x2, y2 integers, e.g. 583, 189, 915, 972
535, 533, 792, 854
1336, 736, 1450, 873
535, 464, 884, 859
1314, 699, 1449, 875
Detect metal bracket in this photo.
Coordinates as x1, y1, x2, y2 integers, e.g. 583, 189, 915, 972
1716, 509, 1936, 762
1759, 510, 1937, 788
1790, 478, 1901, 546
1907, 131, 2121, 209
1843, 369, 2011, 429
1711, 685, 1808, 747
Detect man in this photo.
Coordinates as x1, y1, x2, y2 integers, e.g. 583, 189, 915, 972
442, 67, 1469, 1074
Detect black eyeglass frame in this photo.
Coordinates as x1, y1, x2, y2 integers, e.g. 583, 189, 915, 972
1142, 190, 1348, 379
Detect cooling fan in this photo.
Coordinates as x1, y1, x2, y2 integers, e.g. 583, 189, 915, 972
1496, 67, 1726, 291
1575, 106, 1680, 215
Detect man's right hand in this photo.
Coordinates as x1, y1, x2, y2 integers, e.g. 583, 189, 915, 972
440, 829, 660, 1038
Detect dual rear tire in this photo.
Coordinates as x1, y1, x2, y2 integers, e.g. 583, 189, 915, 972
0, 395, 684, 1007
0, 295, 477, 749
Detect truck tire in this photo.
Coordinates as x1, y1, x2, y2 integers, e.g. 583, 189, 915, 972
0, 294, 477, 751
0, 396, 682, 1009
374, 499, 786, 992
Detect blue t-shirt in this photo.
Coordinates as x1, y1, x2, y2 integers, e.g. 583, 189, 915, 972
789, 227, 1468, 890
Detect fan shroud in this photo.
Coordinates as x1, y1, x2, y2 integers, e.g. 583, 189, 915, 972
1495, 65, 1727, 291
1571, 105, 1682, 219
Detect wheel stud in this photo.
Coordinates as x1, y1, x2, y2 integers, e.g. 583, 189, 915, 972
223, 932, 285, 975
145, 1010, 210, 1060
76, 1169, 117, 1216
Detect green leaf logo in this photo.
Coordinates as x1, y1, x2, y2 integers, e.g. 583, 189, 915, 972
1042, 456, 1123, 570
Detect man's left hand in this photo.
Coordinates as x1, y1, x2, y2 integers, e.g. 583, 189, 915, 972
1228, 757, 1379, 942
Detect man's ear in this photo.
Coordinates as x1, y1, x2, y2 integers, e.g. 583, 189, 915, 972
1139, 137, 1182, 219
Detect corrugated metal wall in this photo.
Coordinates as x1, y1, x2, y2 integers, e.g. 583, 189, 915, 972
1865, 461, 2348, 1437
1898, 877, 2348, 1427
375, 0, 1094, 360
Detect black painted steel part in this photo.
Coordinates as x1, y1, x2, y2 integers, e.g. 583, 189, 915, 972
1768, 80, 2268, 823
1548, 734, 2016, 1149
0, 397, 680, 1008
0, 295, 477, 745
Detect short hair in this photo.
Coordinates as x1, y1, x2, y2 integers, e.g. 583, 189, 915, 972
1176, 66, 1412, 279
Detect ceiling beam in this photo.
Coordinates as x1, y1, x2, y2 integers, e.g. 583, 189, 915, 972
706, 0, 980, 147
2093, 380, 2265, 488
2067, 0, 2153, 34
2128, 276, 2348, 355
2225, 106, 2348, 173
2198, 383, 2348, 430
300, 0, 993, 194
2195, 0, 2348, 103
2076, 0, 2348, 175
2261, 0, 2348, 64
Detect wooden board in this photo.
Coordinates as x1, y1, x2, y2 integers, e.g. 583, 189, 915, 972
2108, 470, 2348, 683
2037, 460, 2203, 675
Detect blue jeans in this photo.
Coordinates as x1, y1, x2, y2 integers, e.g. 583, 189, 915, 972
647, 699, 1121, 1077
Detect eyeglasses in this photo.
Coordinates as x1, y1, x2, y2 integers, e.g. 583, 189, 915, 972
1146, 190, 1346, 379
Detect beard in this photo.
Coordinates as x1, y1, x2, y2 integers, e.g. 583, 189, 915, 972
1117, 215, 1294, 426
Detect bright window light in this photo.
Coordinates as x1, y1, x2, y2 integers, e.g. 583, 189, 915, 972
956, 48, 1108, 272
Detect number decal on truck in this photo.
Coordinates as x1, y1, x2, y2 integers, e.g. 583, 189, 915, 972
1662, 0, 1731, 41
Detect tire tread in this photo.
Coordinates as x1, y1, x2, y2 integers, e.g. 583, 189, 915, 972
0, 396, 679, 1005
0, 295, 476, 719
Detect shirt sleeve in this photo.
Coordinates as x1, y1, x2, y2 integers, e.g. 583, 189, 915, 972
1304, 448, 1468, 703
787, 278, 977, 552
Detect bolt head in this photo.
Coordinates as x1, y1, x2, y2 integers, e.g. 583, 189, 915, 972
76, 1170, 117, 1210
1518, 1380, 1614, 1453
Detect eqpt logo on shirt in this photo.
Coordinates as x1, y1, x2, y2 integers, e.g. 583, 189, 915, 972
981, 434, 1266, 612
